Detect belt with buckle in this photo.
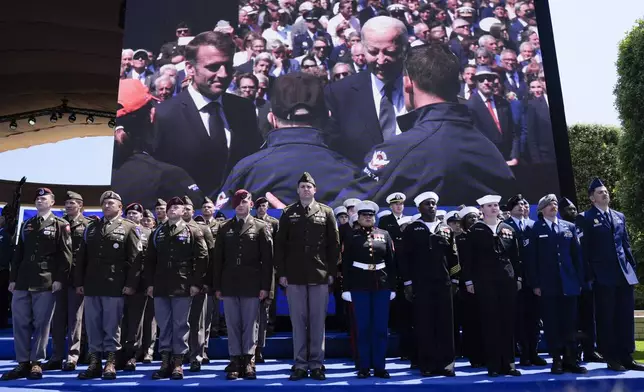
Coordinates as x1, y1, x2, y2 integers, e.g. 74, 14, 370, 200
353, 261, 386, 271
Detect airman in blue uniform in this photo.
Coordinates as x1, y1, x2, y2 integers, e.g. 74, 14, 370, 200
525, 194, 586, 374
577, 178, 644, 371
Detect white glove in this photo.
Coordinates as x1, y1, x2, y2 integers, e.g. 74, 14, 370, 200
341, 292, 352, 302
390, 291, 396, 300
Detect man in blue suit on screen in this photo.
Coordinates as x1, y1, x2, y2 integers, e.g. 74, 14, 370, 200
577, 178, 644, 371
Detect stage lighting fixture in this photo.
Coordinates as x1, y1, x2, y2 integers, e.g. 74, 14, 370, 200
9, 120, 17, 130
50, 112, 57, 123
108, 118, 116, 128
86, 116, 94, 124
28, 116, 36, 126
69, 113, 76, 123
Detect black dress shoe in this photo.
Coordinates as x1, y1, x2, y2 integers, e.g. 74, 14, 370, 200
42, 360, 63, 371
255, 349, 265, 364
504, 369, 522, 376
583, 351, 605, 363
289, 368, 308, 381
310, 368, 326, 381
357, 369, 370, 378
519, 358, 531, 366
607, 360, 626, 371
374, 369, 390, 379
201, 355, 210, 364
563, 361, 588, 374
531, 356, 547, 366
470, 362, 484, 368
420, 369, 435, 377
190, 360, 201, 372
487, 371, 499, 377
63, 361, 77, 371
623, 360, 644, 371
551, 360, 564, 375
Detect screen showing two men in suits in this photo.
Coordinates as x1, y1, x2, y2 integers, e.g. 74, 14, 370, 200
112, 0, 564, 210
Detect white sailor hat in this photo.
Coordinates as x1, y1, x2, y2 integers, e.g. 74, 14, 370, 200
386, 192, 406, 204
377, 210, 392, 219
459, 206, 480, 218
479, 17, 501, 32
387, 4, 409, 13
241, 5, 258, 15
436, 210, 447, 218
343, 198, 362, 209
444, 210, 460, 222
356, 200, 379, 214
413, 191, 439, 207
333, 206, 348, 216
457, 6, 475, 14
476, 195, 502, 206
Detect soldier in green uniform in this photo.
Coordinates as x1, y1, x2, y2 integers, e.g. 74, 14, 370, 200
43, 191, 90, 372
155, 199, 168, 226
141, 209, 156, 230
74, 191, 142, 380
275, 172, 340, 381
120, 203, 153, 370
139, 208, 157, 362
181, 195, 214, 372
254, 196, 278, 363
200, 196, 220, 362
213, 190, 274, 380
145, 197, 209, 380
1, 188, 72, 381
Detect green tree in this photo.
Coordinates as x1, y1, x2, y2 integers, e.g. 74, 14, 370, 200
567, 124, 621, 211
615, 19, 644, 306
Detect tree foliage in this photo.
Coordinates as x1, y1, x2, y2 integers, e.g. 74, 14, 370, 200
568, 124, 622, 212
615, 19, 644, 268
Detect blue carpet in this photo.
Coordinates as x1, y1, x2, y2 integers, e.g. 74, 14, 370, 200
0, 359, 642, 392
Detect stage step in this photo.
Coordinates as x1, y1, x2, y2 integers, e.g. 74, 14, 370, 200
0, 359, 640, 392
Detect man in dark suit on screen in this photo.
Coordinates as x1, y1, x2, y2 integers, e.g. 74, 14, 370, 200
324, 16, 409, 167
466, 66, 520, 166
152, 31, 263, 197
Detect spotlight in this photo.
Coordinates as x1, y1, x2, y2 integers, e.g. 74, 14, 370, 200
86, 115, 94, 124
50, 112, 57, 123
108, 118, 116, 128
69, 113, 76, 123
28, 116, 36, 126
9, 120, 17, 130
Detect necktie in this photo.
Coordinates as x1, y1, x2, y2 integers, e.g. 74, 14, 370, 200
486, 98, 502, 133
379, 83, 397, 140
206, 101, 228, 148
550, 222, 557, 234
518, 220, 524, 232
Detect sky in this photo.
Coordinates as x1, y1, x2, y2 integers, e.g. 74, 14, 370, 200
0, 0, 643, 186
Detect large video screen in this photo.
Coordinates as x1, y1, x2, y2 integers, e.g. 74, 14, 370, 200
112, 0, 564, 210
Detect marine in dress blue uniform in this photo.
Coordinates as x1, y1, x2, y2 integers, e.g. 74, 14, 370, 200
577, 178, 644, 371
503, 194, 546, 367
559, 197, 603, 363
460, 195, 522, 377
525, 194, 587, 374
341, 201, 396, 379
400, 192, 460, 377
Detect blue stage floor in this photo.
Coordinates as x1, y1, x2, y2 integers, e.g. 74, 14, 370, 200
0, 358, 643, 392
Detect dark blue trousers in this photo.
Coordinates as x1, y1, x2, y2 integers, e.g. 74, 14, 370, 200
351, 290, 390, 371
540, 295, 577, 358
594, 283, 635, 363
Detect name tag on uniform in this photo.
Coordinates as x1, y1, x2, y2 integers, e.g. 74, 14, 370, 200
539, 234, 548, 238
289, 213, 300, 219
594, 223, 602, 227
